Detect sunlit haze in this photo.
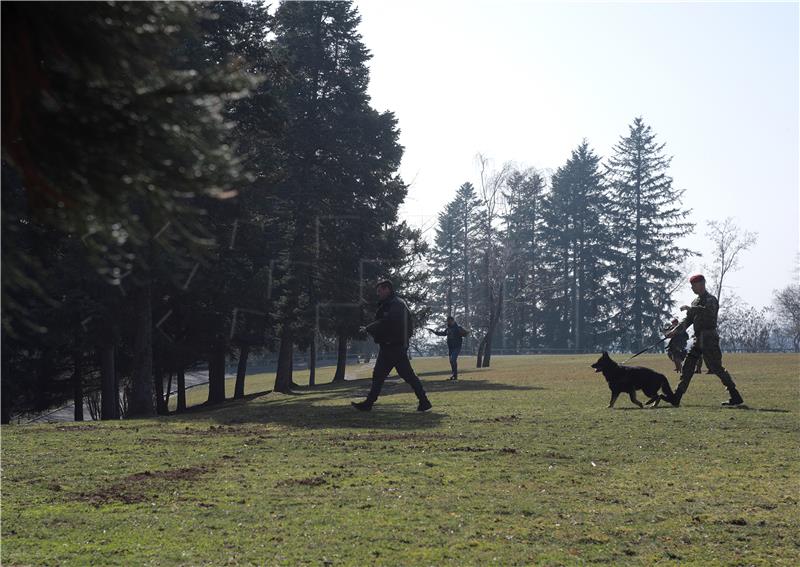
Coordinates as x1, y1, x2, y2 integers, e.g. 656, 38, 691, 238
357, 0, 799, 311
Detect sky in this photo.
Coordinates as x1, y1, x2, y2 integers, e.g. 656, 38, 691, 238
355, 0, 799, 311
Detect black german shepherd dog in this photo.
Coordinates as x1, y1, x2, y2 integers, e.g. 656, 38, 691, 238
591, 351, 675, 408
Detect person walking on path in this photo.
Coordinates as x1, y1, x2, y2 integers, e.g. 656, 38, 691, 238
428, 316, 469, 380
665, 274, 745, 407
352, 280, 432, 412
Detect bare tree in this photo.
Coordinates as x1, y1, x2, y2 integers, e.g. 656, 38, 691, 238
705, 218, 757, 302
474, 154, 513, 367
773, 283, 800, 352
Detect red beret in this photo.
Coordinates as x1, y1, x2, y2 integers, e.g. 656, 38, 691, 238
689, 274, 705, 283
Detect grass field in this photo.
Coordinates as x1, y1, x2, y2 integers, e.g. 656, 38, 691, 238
2, 353, 799, 566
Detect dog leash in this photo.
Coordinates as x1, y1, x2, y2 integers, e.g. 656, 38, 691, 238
620, 336, 669, 364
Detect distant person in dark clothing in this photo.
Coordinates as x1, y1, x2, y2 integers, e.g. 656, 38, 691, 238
352, 280, 432, 412
428, 316, 468, 380
663, 317, 688, 373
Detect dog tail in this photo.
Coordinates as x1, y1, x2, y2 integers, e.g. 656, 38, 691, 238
660, 373, 675, 397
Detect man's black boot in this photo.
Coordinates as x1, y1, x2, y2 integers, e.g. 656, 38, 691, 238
351, 400, 373, 411
721, 388, 744, 407
417, 398, 432, 412
669, 389, 684, 407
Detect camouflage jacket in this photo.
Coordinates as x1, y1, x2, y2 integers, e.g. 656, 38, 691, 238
674, 291, 719, 335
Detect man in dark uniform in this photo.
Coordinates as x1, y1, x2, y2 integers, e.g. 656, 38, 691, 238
663, 318, 688, 373
665, 274, 745, 407
428, 316, 469, 380
352, 280, 432, 412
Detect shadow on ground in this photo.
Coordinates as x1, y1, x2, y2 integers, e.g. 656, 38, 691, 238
291, 376, 545, 397
175, 397, 445, 430
171, 376, 544, 430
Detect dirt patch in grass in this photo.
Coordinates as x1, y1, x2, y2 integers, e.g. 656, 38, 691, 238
468, 414, 520, 423
448, 446, 492, 453
74, 466, 210, 506
337, 432, 456, 442
447, 446, 518, 454
170, 425, 278, 437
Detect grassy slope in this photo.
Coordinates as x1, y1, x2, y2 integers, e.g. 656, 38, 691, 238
2, 353, 799, 566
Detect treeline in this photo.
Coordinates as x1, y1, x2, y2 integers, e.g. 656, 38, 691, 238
428, 122, 696, 364
1, 1, 428, 422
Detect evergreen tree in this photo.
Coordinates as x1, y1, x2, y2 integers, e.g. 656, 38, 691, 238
430, 201, 461, 317
1, 1, 257, 419
539, 141, 613, 351
502, 167, 548, 351
606, 118, 695, 351
269, 1, 406, 392
451, 182, 482, 347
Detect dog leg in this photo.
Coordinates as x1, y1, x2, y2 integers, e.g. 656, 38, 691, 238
608, 392, 619, 408
646, 396, 661, 408
628, 392, 644, 408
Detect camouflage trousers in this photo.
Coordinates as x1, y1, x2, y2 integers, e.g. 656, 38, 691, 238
678, 330, 737, 394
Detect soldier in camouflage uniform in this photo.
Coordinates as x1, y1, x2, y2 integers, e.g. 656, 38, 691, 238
665, 274, 744, 407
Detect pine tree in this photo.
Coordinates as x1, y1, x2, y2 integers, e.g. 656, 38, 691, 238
451, 182, 482, 346
269, 1, 406, 391
606, 118, 695, 351
1, 2, 255, 419
540, 141, 613, 351
502, 167, 548, 351
430, 202, 461, 317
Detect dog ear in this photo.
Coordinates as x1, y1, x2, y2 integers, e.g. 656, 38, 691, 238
602, 351, 609, 358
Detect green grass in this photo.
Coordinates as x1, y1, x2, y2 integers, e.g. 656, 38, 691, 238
3, 353, 799, 566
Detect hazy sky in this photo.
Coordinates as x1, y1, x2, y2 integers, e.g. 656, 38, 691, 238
356, 0, 799, 311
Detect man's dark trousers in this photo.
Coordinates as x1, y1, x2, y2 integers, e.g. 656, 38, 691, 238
365, 344, 428, 404
448, 346, 461, 378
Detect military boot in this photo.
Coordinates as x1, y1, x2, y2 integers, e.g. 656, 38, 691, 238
351, 400, 373, 411
668, 386, 685, 407
721, 388, 744, 407
417, 398, 432, 412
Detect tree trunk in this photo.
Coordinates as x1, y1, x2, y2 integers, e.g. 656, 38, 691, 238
207, 348, 227, 404
274, 324, 294, 393
1, 396, 9, 424
72, 351, 84, 422
154, 365, 167, 415
176, 368, 186, 413
476, 335, 486, 368
308, 336, 316, 387
164, 372, 173, 412
234, 344, 250, 399
483, 336, 493, 368
481, 284, 504, 368
100, 343, 118, 419
332, 333, 348, 382
129, 283, 155, 417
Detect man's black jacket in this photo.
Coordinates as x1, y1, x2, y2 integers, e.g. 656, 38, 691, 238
432, 323, 466, 351
365, 293, 413, 348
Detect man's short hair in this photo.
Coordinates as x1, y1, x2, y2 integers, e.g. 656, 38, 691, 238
689, 274, 705, 284
376, 279, 393, 291
446, 316, 455, 322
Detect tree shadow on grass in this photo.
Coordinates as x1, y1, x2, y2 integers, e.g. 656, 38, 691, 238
414, 368, 484, 378
288, 377, 545, 401
174, 378, 543, 430
173, 393, 446, 430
